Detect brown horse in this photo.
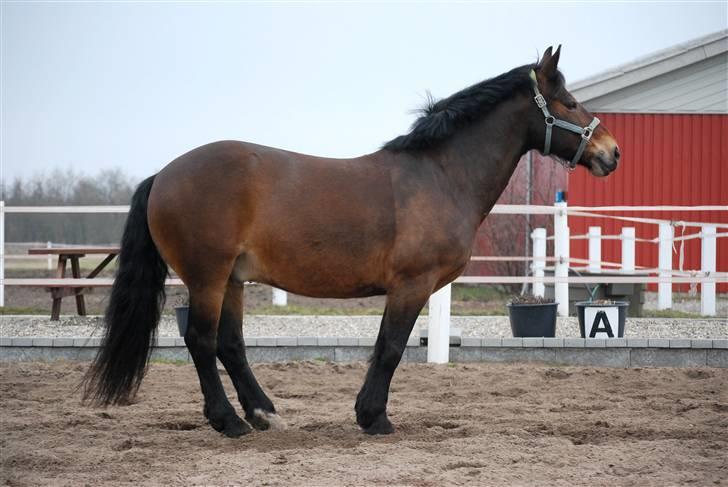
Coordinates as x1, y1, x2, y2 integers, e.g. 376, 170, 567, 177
84, 46, 619, 437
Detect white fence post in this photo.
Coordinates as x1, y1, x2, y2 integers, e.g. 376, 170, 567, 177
272, 287, 287, 306
427, 284, 451, 364
621, 227, 635, 273
554, 201, 569, 316
0, 201, 4, 307
47, 241, 53, 271
588, 226, 602, 273
658, 222, 673, 310
531, 227, 546, 297
701, 225, 716, 316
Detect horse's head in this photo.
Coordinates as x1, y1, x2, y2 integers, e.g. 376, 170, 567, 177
530, 46, 620, 177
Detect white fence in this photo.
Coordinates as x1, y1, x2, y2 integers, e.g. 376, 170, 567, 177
1, 202, 726, 363
424, 203, 728, 363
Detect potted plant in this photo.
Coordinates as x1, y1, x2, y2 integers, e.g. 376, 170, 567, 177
507, 294, 558, 337
174, 294, 189, 337
575, 285, 629, 338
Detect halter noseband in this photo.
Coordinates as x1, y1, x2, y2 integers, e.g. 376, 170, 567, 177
529, 70, 600, 170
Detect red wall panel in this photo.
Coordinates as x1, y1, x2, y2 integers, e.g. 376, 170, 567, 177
568, 113, 728, 292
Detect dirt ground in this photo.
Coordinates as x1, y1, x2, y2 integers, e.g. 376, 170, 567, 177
1, 361, 726, 486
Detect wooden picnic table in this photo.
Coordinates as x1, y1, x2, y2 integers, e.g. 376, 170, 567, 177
27, 246, 120, 320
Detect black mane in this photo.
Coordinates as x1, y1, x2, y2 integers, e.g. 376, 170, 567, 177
383, 63, 537, 152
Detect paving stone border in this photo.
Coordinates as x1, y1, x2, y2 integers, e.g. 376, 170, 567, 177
1, 337, 726, 367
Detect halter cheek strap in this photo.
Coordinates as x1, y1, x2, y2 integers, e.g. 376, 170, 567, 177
529, 70, 600, 170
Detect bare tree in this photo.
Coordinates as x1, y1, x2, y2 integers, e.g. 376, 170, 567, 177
6, 167, 138, 244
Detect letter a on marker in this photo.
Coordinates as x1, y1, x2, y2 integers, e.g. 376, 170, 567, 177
589, 311, 615, 338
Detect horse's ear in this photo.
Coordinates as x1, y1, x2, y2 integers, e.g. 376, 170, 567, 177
538, 46, 553, 68
551, 45, 562, 70
539, 45, 560, 79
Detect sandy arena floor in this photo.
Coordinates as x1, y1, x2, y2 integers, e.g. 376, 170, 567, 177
1, 361, 726, 486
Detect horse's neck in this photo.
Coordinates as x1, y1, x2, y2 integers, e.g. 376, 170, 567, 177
433, 96, 531, 221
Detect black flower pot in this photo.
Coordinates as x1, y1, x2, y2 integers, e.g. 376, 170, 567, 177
576, 301, 628, 338
507, 302, 558, 337
174, 306, 189, 337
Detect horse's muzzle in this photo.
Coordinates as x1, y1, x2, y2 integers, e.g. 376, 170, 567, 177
589, 145, 620, 177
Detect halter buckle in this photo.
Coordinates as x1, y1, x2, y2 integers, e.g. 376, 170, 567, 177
545, 115, 555, 126
534, 94, 547, 108
582, 128, 592, 140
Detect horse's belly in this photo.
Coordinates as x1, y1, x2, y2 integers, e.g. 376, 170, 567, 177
232, 244, 388, 299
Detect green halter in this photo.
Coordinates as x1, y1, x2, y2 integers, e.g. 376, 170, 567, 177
529, 70, 600, 170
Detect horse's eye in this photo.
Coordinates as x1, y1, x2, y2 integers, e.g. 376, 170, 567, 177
565, 101, 577, 110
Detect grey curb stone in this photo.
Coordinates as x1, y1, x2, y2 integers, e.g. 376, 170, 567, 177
297, 336, 317, 346
317, 337, 338, 347
606, 338, 628, 347
563, 338, 585, 348
73, 338, 97, 347
707, 350, 728, 367
450, 347, 482, 362
691, 339, 713, 349
337, 337, 358, 347
175, 337, 187, 347
648, 338, 671, 348
257, 337, 276, 347
334, 346, 370, 361
32, 337, 53, 347
156, 337, 176, 348
405, 346, 426, 361
585, 339, 607, 348
245, 337, 256, 347
627, 338, 648, 348
1, 344, 725, 367
13, 337, 33, 347
276, 337, 297, 347
406, 336, 420, 347
358, 337, 376, 347
483, 338, 503, 347
542, 338, 564, 348
631, 349, 707, 367
0, 337, 11, 346
522, 338, 543, 348
501, 338, 522, 347
669, 339, 691, 348
713, 339, 728, 349
461, 337, 481, 347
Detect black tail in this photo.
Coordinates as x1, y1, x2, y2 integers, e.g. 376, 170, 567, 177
83, 175, 168, 405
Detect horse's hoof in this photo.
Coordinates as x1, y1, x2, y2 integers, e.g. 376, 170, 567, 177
224, 415, 252, 438
210, 414, 252, 438
362, 413, 394, 435
248, 408, 287, 431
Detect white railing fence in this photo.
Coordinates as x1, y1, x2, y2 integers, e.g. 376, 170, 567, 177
433, 203, 727, 363
1, 202, 726, 363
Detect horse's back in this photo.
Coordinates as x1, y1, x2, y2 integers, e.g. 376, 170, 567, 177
148, 140, 397, 297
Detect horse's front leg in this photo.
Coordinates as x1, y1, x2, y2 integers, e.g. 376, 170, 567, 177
355, 283, 432, 435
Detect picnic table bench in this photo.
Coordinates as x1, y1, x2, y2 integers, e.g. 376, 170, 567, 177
27, 246, 120, 320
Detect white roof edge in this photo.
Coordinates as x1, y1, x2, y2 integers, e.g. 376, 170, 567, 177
569, 30, 728, 100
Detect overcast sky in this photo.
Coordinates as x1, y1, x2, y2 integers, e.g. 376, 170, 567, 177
1, 1, 726, 186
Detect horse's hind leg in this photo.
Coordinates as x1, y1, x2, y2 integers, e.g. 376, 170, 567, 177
186, 283, 251, 438
355, 282, 432, 434
216, 282, 281, 430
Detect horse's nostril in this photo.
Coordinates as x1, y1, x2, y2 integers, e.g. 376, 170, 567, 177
614, 146, 621, 161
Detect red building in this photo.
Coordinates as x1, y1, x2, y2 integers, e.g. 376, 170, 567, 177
569, 30, 727, 292
470, 31, 727, 293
